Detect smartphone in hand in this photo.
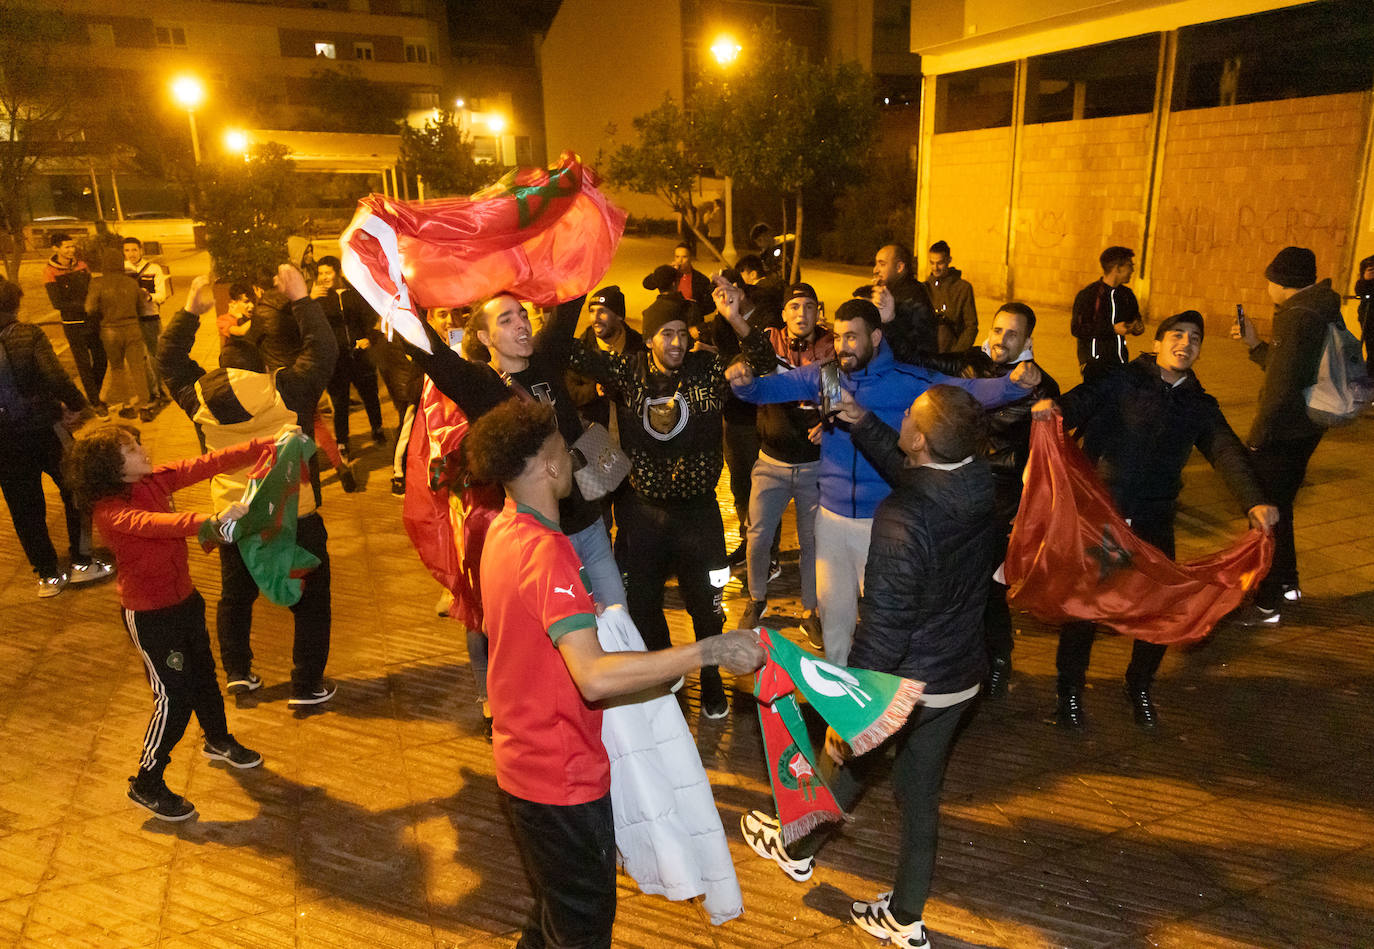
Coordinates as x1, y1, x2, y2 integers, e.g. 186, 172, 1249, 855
1235, 304, 1247, 335
447, 327, 464, 352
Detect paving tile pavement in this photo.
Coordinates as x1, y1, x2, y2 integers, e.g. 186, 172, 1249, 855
1, 240, 1372, 947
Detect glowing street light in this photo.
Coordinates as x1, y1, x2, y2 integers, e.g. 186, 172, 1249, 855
486, 113, 507, 134
170, 75, 205, 164
710, 34, 741, 66
454, 97, 465, 109
223, 129, 249, 155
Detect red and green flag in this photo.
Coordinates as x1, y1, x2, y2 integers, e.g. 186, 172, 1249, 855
228, 432, 320, 607
753, 628, 924, 846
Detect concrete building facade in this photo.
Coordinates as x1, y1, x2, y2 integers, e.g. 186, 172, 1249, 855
910, 0, 1374, 330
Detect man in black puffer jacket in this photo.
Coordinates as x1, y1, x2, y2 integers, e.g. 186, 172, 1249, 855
739, 385, 998, 949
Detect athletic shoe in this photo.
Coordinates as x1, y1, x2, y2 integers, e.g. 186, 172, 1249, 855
338, 465, 358, 493
371, 428, 387, 446
800, 610, 823, 650
1282, 584, 1302, 602
436, 591, 453, 617
93, 402, 109, 418
769, 558, 782, 581
739, 809, 815, 882
851, 891, 928, 947
118, 406, 137, 419
127, 779, 197, 822
390, 476, 405, 496
225, 672, 262, 695
701, 668, 729, 719
738, 598, 767, 631
1233, 603, 1281, 627
202, 736, 263, 769
727, 542, 747, 567
288, 679, 337, 707
37, 572, 69, 598
68, 558, 114, 585
138, 407, 155, 423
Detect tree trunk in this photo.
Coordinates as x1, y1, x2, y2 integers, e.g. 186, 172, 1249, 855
790, 192, 804, 284
669, 196, 728, 265
2, 227, 22, 283
779, 197, 789, 279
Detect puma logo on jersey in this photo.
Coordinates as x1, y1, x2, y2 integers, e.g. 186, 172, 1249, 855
554, 584, 576, 598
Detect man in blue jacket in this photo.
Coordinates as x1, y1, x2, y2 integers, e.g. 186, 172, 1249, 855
727, 298, 1040, 664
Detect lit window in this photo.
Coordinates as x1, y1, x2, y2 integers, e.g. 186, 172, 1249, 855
354, 42, 374, 61
315, 42, 337, 59
405, 42, 428, 64
155, 25, 187, 48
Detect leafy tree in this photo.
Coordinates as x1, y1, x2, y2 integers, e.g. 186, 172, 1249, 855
398, 110, 497, 197
692, 31, 878, 281
0, 2, 83, 279
196, 142, 298, 285
300, 67, 408, 134
602, 96, 726, 264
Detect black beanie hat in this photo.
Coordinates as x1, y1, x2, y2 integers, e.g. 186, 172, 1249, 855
642, 264, 679, 293
1264, 246, 1316, 289
588, 285, 625, 318
641, 293, 691, 338
1155, 310, 1205, 341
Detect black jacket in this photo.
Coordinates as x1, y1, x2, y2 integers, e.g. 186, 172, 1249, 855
847, 413, 999, 694
1071, 280, 1139, 370
160, 297, 338, 432
0, 312, 87, 432
712, 305, 782, 426
1246, 279, 1344, 448
408, 297, 603, 536
566, 324, 644, 429
1057, 354, 1266, 518
911, 348, 1059, 523
867, 274, 936, 362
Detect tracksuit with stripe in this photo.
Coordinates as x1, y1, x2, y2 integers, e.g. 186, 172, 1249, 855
92, 439, 270, 794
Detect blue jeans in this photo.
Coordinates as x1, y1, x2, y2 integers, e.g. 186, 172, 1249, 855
569, 520, 626, 609
747, 455, 820, 609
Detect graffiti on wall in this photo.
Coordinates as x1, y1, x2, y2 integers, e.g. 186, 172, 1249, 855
1024, 209, 1068, 249
1160, 203, 1348, 256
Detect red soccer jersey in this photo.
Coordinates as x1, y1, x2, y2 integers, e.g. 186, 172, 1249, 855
481, 498, 607, 805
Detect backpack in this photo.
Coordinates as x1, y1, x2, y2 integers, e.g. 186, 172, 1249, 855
0, 334, 32, 431
1304, 322, 1373, 427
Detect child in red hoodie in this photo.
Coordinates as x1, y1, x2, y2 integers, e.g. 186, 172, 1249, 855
66, 423, 281, 821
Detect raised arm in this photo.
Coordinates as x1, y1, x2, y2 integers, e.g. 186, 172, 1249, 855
533, 294, 587, 370
405, 322, 510, 417
848, 411, 909, 489
279, 266, 339, 395
159, 276, 216, 412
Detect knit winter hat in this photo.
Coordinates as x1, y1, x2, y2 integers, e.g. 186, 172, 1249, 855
1264, 246, 1316, 289
641, 293, 691, 339
588, 285, 625, 318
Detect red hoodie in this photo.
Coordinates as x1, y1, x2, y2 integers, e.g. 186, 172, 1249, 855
93, 439, 272, 611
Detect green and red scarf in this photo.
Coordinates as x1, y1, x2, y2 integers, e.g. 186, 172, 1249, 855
229, 432, 320, 607
753, 628, 924, 845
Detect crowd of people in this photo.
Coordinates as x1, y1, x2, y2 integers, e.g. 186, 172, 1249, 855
0, 223, 1360, 949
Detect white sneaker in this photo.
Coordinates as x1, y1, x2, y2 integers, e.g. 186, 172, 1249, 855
851, 891, 929, 947
37, 572, 69, 598
69, 558, 114, 585
739, 809, 815, 882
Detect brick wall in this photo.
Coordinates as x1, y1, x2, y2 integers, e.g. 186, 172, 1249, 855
1150, 93, 1367, 331
926, 126, 1013, 297
1012, 113, 1152, 307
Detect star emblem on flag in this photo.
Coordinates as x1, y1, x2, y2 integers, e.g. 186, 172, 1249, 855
1087, 525, 1133, 583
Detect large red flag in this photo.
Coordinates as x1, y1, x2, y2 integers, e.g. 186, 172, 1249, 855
1004, 417, 1272, 645
340, 151, 626, 354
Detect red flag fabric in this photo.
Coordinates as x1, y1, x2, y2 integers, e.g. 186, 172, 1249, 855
340, 152, 627, 354
1004, 417, 1273, 645
401, 380, 503, 631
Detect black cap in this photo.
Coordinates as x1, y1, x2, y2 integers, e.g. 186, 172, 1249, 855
588, 285, 625, 318
641, 293, 691, 338
642, 265, 679, 293
784, 282, 818, 304
1264, 246, 1317, 289
1155, 310, 1205, 341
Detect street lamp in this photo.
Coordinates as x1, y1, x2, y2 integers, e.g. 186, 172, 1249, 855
709, 34, 741, 262
171, 75, 205, 164
223, 129, 249, 157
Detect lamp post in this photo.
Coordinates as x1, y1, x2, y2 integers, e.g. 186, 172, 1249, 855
171, 75, 205, 164
710, 35, 741, 264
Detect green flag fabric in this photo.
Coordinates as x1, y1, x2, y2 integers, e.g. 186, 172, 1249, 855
232, 432, 320, 607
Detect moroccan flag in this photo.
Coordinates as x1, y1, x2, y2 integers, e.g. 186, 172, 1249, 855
1004, 417, 1273, 644
230, 432, 321, 607
401, 380, 503, 631
753, 628, 924, 845
339, 151, 626, 354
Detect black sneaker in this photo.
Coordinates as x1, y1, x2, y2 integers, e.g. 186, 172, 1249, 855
700, 668, 729, 719
727, 542, 747, 567
738, 598, 767, 630
371, 428, 387, 446
338, 466, 358, 493
202, 736, 264, 769
769, 558, 782, 581
225, 672, 262, 695
800, 610, 823, 650
1233, 603, 1281, 627
288, 679, 337, 707
128, 779, 197, 822
390, 475, 405, 497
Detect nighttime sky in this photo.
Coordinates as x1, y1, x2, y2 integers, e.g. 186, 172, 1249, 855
444, 0, 563, 43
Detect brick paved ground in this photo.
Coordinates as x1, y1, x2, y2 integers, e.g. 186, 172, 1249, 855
1, 237, 1372, 947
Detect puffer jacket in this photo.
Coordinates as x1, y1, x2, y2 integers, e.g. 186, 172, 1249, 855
1245, 278, 1345, 448
0, 311, 87, 432
846, 412, 998, 694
